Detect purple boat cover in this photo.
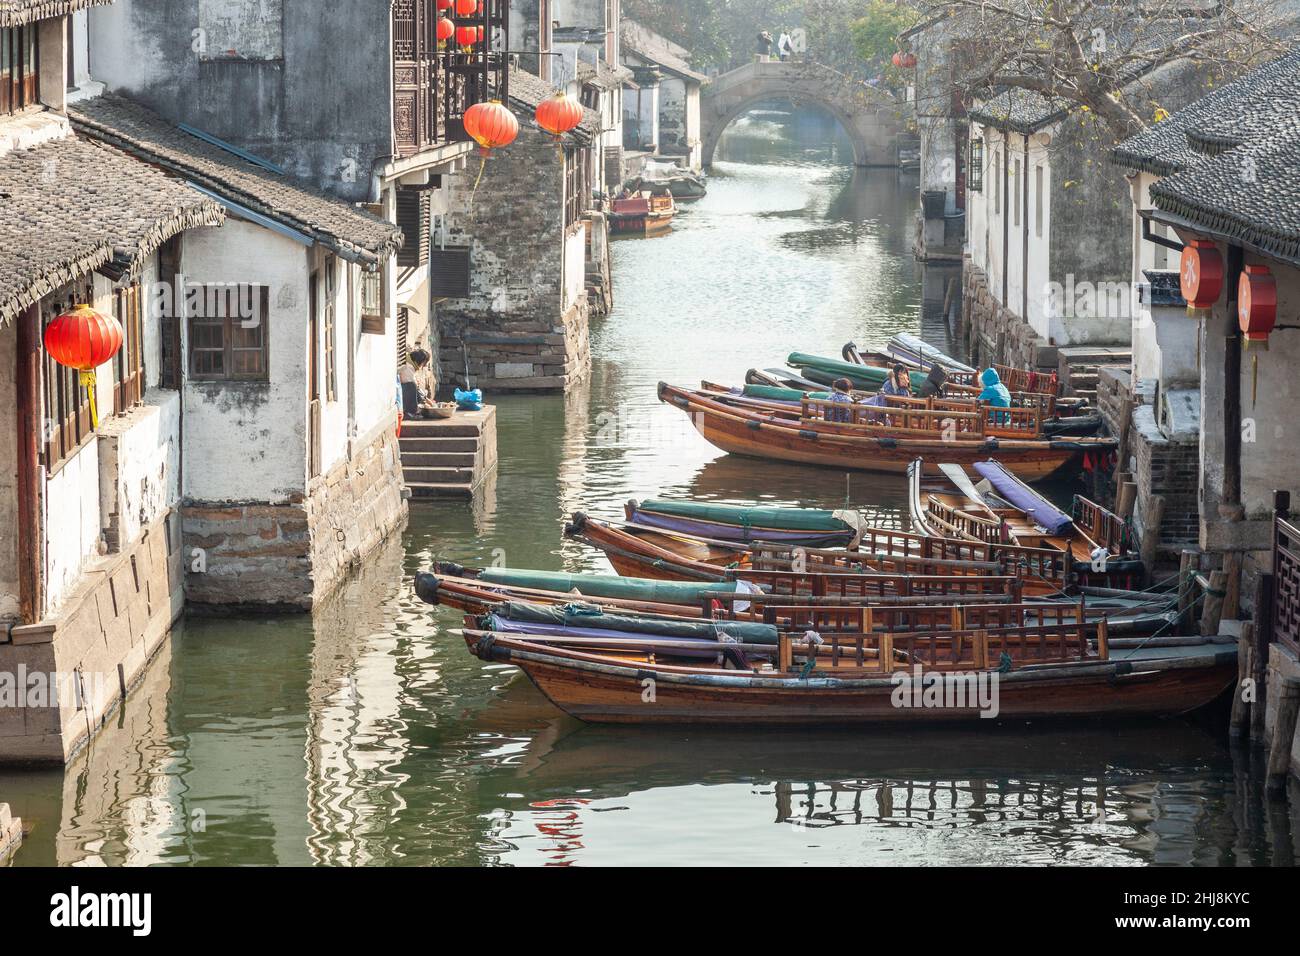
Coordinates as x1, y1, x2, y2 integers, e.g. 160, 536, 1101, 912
972, 461, 1074, 536
627, 508, 855, 546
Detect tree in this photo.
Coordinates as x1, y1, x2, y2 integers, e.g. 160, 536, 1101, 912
908, 0, 1295, 140
850, 0, 920, 70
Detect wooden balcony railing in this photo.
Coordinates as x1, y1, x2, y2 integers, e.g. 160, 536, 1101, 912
393, 0, 510, 157
1273, 494, 1300, 656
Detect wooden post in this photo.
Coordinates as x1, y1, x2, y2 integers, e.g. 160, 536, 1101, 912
1140, 494, 1165, 587
1222, 552, 1243, 622
16, 303, 43, 625
1200, 570, 1228, 637
1178, 549, 1197, 634
1251, 572, 1275, 744
778, 633, 793, 673
1096, 617, 1110, 661
1265, 677, 1300, 791
1229, 623, 1254, 738
1116, 479, 1137, 523
878, 632, 893, 674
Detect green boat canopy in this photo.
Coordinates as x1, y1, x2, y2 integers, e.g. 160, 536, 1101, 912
741, 384, 831, 402
637, 498, 852, 533
486, 601, 779, 644
786, 352, 929, 393
474, 567, 750, 603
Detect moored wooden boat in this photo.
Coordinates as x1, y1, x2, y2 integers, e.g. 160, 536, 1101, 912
658, 381, 1114, 480
610, 192, 675, 236
459, 627, 1235, 725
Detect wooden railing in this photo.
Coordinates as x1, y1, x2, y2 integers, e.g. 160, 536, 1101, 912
774, 620, 1099, 674
1273, 504, 1300, 655
802, 397, 986, 439
757, 600, 1088, 636
719, 569, 1022, 602
1073, 495, 1133, 555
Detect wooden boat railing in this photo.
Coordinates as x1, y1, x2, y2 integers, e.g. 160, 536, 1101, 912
749, 546, 1004, 578
925, 495, 1006, 544
1273, 499, 1300, 656
775, 619, 1103, 673
757, 600, 1089, 635
801, 397, 988, 440
1072, 495, 1133, 555
898, 394, 1045, 437
723, 569, 1023, 602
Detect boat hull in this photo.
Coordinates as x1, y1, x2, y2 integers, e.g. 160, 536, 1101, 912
487, 641, 1236, 725
661, 383, 1092, 480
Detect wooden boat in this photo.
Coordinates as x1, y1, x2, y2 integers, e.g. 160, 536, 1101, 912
458, 625, 1235, 725
908, 459, 1143, 588
563, 511, 1175, 629
658, 381, 1115, 480
879, 333, 1066, 398
609, 192, 675, 236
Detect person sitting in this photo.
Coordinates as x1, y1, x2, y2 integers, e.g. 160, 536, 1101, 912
400, 349, 438, 418
827, 377, 856, 422
918, 364, 948, 399
879, 364, 912, 400
979, 367, 1012, 425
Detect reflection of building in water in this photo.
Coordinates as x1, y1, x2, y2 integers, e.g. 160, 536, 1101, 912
303, 532, 411, 866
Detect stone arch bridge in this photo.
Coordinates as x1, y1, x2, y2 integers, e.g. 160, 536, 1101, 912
701, 59, 903, 168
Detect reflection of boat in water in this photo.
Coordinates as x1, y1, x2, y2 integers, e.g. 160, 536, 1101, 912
610, 192, 676, 237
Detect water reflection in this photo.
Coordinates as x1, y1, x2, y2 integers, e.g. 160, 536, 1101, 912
4, 104, 1299, 868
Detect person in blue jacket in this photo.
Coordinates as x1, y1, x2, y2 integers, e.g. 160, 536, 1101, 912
979, 367, 1012, 425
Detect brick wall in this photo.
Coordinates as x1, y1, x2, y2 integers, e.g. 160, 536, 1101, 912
183, 417, 406, 611
1131, 404, 1200, 555
436, 128, 592, 392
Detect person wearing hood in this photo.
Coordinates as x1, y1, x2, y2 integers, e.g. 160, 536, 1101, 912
979, 367, 1012, 425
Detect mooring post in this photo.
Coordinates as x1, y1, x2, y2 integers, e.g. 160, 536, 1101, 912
1230, 622, 1254, 738
1251, 572, 1275, 744
1140, 494, 1165, 588
1265, 677, 1300, 791
1200, 570, 1228, 637
1178, 549, 1197, 634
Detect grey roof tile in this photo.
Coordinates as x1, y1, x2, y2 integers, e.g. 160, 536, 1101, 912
69, 93, 403, 265
507, 67, 601, 140
0, 0, 110, 27
0, 129, 225, 326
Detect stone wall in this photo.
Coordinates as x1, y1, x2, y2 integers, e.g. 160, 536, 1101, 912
183, 416, 407, 611
1131, 405, 1201, 554
436, 129, 592, 392
1, 511, 183, 764
959, 259, 1058, 372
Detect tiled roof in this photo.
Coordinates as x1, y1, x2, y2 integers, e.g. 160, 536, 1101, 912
69, 94, 403, 265
577, 61, 635, 91
621, 20, 707, 83
1112, 47, 1300, 176
1110, 47, 1300, 265
0, 0, 110, 27
507, 67, 601, 141
969, 89, 1069, 134
0, 130, 225, 326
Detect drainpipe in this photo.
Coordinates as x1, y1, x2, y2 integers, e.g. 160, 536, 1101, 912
1022, 134, 1030, 327
1222, 243, 1245, 519
1001, 128, 1010, 314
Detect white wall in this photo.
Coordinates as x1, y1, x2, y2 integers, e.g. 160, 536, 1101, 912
180, 219, 310, 502
562, 223, 586, 312
1129, 172, 1198, 386
44, 442, 100, 614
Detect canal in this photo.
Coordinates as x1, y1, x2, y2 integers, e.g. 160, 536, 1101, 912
3, 111, 1296, 867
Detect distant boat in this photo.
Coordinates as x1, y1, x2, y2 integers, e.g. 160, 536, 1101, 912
610, 192, 676, 237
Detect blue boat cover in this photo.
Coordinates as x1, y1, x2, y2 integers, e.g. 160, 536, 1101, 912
972, 460, 1074, 536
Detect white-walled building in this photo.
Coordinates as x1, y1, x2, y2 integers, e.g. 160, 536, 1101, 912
621, 20, 704, 172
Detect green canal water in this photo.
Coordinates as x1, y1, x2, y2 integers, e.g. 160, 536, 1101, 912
4, 112, 1298, 867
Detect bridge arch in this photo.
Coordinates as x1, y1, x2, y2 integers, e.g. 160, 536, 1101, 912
700, 60, 901, 169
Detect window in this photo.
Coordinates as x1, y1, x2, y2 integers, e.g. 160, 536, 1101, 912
187, 285, 271, 382
968, 138, 984, 193
1013, 158, 1021, 228
564, 147, 592, 228
396, 187, 430, 268
40, 281, 94, 473
1034, 165, 1044, 239
322, 259, 337, 401
360, 268, 385, 335
113, 285, 145, 412
1, 26, 39, 115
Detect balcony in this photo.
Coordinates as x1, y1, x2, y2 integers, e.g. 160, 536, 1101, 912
393, 0, 511, 157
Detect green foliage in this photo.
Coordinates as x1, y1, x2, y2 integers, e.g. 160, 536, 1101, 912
849, 0, 919, 69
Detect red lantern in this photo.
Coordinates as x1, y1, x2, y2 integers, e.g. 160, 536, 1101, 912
456, 24, 478, 49
1239, 264, 1278, 348
436, 0, 452, 8
455, 0, 477, 15
463, 100, 519, 155
1179, 238, 1224, 310
535, 92, 584, 139
436, 16, 454, 46
43, 303, 123, 428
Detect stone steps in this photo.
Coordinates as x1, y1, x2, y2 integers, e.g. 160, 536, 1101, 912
1058, 347, 1131, 401
399, 407, 497, 499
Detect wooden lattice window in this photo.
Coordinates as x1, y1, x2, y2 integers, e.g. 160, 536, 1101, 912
323, 258, 337, 401
360, 268, 385, 335
40, 282, 94, 474
1, 26, 39, 116
564, 147, 592, 229
968, 138, 984, 193
114, 285, 145, 412
188, 285, 271, 382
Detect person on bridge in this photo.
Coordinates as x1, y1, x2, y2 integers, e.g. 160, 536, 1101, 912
778, 29, 793, 60
756, 31, 773, 60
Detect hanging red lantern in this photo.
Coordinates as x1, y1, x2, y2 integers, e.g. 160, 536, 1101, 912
436, 0, 453, 8
436, 16, 454, 47
535, 91, 584, 140
454, 0, 477, 15
456, 24, 478, 49
463, 100, 518, 155
1238, 264, 1277, 348
1179, 238, 1224, 310
43, 303, 123, 429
